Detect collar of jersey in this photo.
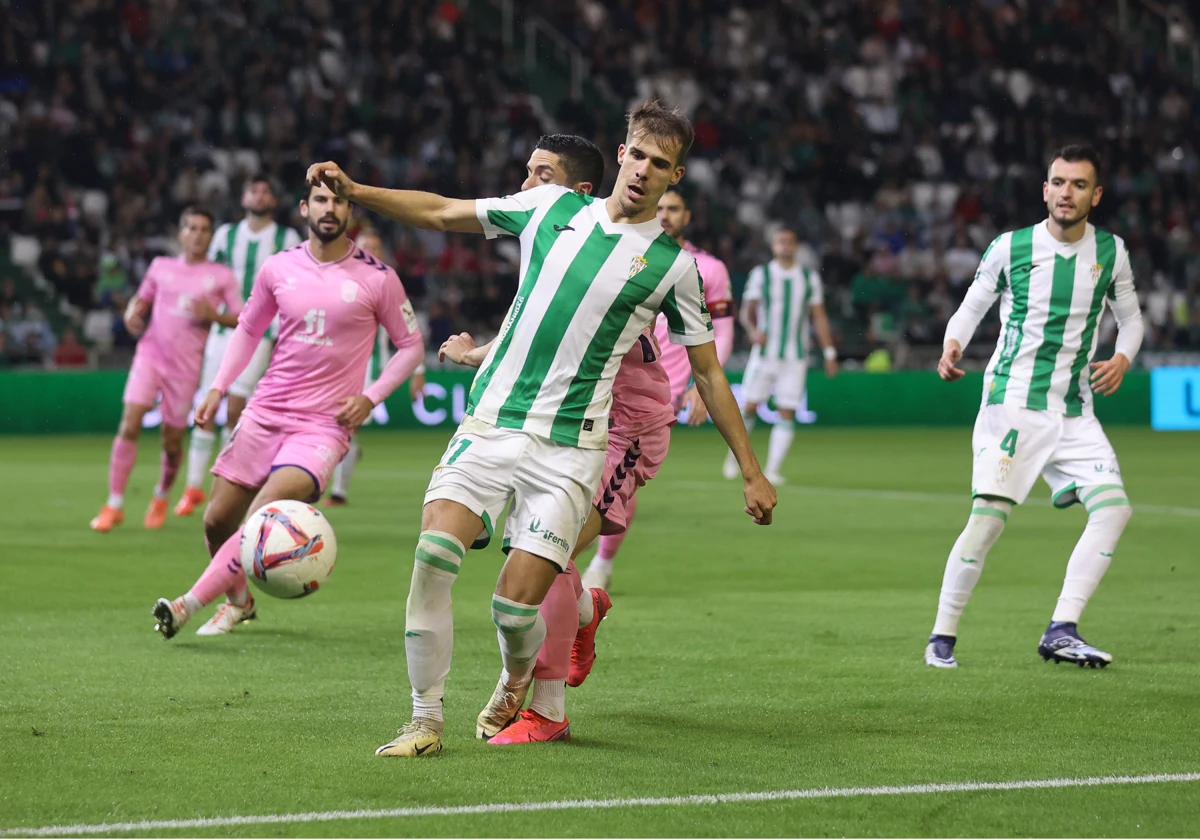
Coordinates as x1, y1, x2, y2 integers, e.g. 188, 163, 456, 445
594, 198, 667, 238
303, 240, 358, 267
241, 220, 278, 240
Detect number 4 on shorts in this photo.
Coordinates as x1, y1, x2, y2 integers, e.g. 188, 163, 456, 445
1000, 428, 1019, 457
446, 437, 472, 465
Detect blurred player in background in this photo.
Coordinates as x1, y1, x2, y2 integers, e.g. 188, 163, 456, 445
175, 175, 301, 518
723, 227, 838, 485
580, 187, 735, 592
90, 208, 241, 533
151, 182, 425, 639
324, 228, 426, 507
925, 145, 1143, 670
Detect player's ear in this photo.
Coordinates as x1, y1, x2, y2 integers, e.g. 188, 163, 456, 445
616, 144, 627, 165
670, 165, 685, 186
1091, 184, 1103, 208
299, 199, 308, 219
575, 181, 595, 196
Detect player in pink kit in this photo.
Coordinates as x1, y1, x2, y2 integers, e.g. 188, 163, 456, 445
436, 134, 678, 744
151, 182, 425, 639
581, 188, 735, 591
91, 208, 241, 533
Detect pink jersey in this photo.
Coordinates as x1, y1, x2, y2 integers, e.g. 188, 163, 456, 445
608, 331, 675, 438
654, 241, 734, 400
134, 255, 240, 383
221, 242, 423, 419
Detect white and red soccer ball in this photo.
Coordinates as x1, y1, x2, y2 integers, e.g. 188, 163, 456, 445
240, 500, 338, 599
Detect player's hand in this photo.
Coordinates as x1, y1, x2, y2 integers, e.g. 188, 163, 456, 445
1090, 353, 1130, 396
409, 372, 426, 402
742, 470, 777, 526
683, 385, 708, 426
937, 341, 965, 381
194, 389, 222, 427
123, 298, 148, 337
189, 298, 219, 325
824, 358, 839, 378
306, 161, 357, 199
439, 332, 479, 366
750, 329, 767, 347
335, 395, 375, 429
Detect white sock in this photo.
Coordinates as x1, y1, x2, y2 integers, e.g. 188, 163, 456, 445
1052, 487, 1131, 623
932, 499, 1012, 637
180, 592, 202, 618
331, 439, 359, 499
492, 594, 546, 681
406, 531, 465, 724
529, 679, 566, 722
765, 419, 795, 475
106, 493, 124, 510
587, 555, 614, 578
185, 428, 216, 490
577, 586, 594, 628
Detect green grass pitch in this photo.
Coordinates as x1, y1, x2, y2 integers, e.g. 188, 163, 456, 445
1, 427, 1198, 837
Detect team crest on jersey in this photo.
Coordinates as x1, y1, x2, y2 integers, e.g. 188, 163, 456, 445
629, 254, 648, 279
1091, 263, 1103, 284
341, 281, 359, 303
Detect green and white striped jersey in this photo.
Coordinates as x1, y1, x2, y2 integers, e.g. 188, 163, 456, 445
743, 260, 824, 361
468, 185, 713, 449
949, 221, 1140, 417
207, 220, 301, 336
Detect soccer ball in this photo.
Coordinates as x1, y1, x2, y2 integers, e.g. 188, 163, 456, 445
240, 500, 338, 599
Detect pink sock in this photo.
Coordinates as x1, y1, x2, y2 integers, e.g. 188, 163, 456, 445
109, 437, 138, 499
534, 572, 579, 681
157, 450, 181, 497
188, 527, 246, 607
597, 495, 636, 561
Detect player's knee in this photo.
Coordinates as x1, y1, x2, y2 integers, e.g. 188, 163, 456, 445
1086, 490, 1132, 529
203, 504, 239, 546
413, 531, 464, 582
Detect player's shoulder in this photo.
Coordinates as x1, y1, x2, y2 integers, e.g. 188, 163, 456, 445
146, 255, 175, 273
1089, 224, 1128, 254
212, 221, 235, 237
350, 244, 397, 279
204, 258, 236, 279
262, 242, 307, 270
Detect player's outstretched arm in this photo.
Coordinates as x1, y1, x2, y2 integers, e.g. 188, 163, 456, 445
306, 162, 483, 234
687, 341, 777, 525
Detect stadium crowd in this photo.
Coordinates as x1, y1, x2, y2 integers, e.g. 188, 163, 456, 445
1, 0, 1198, 368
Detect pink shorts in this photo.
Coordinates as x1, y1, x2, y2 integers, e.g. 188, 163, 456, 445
212, 407, 350, 500
592, 424, 671, 536
123, 352, 197, 429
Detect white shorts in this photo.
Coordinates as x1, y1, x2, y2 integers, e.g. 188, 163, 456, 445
201, 329, 274, 399
971, 403, 1124, 507
742, 352, 807, 410
424, 417, 605, 570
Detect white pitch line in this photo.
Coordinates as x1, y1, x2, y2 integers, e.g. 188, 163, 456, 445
4, 773, 1198, 837
669, 480, 1200, 517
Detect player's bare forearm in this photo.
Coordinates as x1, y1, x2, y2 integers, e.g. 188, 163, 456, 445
738, 299, 758, 336
812, 304, 834, 352
688, 342, 763, 477
213, 312, 240, 329
346, 184, 483, 234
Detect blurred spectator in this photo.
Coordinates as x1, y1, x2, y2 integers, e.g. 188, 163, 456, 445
54, 328, 89, 369
94, 254, 129, 308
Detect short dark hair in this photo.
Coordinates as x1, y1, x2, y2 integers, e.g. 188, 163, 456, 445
1047, 145, 1102, 184
661, 187, 688, 208
535, 134, 605, 190
179, 206, 215, 228
626, 100, 695, 164
245, 173, 278, 196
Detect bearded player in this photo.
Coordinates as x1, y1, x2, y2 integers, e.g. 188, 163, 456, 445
925, 145, 1143, 669
151, 182, 425, 638
90, 208, 241, 532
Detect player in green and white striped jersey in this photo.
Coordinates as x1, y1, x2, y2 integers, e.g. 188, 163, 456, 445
176, 175, 301, 517
722, 227, 838, 485
308, 100, 777, 758
325, 229, 427, 507
926, 146, 1144, 670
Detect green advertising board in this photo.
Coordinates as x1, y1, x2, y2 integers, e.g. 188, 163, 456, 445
0, 368, 1151, 434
